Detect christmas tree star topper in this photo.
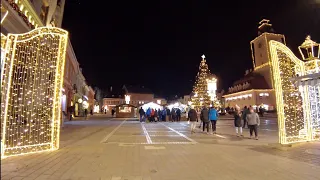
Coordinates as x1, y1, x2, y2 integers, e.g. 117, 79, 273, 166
201, 54, 206, 59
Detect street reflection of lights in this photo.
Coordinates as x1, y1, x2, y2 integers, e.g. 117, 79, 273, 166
106, 142, 196, 145
149, 135, 181, 137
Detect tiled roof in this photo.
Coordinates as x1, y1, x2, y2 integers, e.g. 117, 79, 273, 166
227, 72, 270, 94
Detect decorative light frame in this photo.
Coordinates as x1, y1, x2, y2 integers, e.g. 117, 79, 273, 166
206, 77, 217, 101
1, 27, 68, 158
269, 40, 316, 144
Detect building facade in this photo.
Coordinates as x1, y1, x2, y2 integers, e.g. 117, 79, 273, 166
1, 0, 65, 34
1, 0, 94, 120
223, 20, 284, 111
102, 86, 166, 114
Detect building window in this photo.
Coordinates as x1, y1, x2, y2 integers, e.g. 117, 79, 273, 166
119, 106, 131, 113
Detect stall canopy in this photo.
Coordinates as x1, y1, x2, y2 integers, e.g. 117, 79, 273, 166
167, 102, 188, 112
140, 102, 163, 112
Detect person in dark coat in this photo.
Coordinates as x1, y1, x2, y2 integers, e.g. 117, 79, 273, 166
154, 109, 157, 121
171, 109, 176, 122
84, 109, 88, 119
234, 108, 243, 137
157, 109, 161, 121
111, 109, 115, 117
242, 106, 249, 128
139, 107, 145, 122
200, 106, 210, 133
166, 108, 171, 121
188, 107, 198, 133
162, 109, 167, 121
176, 108, 181, 121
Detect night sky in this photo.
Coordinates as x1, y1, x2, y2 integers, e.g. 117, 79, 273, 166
62, 0, 320, 98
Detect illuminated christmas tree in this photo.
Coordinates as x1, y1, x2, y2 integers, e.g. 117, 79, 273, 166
191, 55, 212, 108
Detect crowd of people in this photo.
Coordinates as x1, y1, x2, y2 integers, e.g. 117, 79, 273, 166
138, 105, 261, 140
188, 105, 260, 140
138, 107, 182, 122
225, 105, 266, 117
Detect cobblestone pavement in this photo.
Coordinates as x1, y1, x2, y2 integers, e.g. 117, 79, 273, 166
1, 117, 320, 180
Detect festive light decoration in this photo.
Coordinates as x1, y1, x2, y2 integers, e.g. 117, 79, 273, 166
125, 95, 130, 104
191, 55, 212, 108
254, 62, 270, 70
269, 40, 317, 144
93, 105, 100, 113
296, 36, 320, 141
0, 27, 68, 158
156, 100, 161, 104
206, 77, 217, 100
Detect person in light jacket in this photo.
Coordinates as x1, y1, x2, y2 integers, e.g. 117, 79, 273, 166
246, 107, 260, 140
209, 106, 219, 134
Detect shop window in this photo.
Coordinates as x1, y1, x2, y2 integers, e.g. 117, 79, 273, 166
119, 106, 131, 113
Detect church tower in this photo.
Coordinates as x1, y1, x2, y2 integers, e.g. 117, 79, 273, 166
250, 19, 286, 89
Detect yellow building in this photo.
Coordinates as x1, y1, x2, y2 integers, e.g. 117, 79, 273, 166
223, 19, 285, 111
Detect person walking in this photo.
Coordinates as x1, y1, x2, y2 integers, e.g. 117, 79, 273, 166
166, 108, 171, 121
246, 107, 260, 140
84, 109, 88, 120
197, 108, 202, 128
162, 109, 167, 121
234, 108, 243, 137
171, 109, 176, 122
146, 108, 151, 122
242, 106, 249, 128
209, 106, 219, 134
111, 108, 115, 117
188, 107, 198, 133
176, 108, 181, 122
158, 109, 161, 121
151, 108, 155, 122
154, 109, 158, 122
200, 106, 210, 134
139, 107, 145, 122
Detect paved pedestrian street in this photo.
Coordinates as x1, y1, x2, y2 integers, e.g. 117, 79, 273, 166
1, 117, 320, 180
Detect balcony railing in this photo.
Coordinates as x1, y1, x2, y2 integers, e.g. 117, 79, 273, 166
5, 0, 44, 29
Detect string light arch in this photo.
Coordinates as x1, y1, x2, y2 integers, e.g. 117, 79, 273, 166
1, 27, 68, 158
269, 40, 318, 144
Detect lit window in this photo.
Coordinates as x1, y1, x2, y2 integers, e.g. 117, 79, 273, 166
119, 106, 131, 113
